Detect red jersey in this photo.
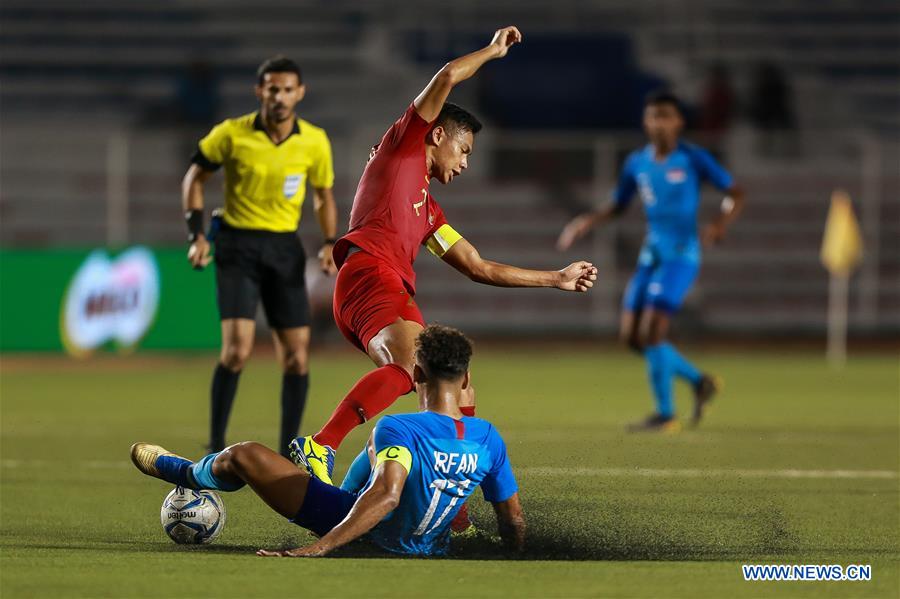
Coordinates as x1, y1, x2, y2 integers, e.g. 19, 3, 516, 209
333, 104, 448, 294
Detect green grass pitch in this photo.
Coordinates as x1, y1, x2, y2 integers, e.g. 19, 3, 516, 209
1, 348, 897, 598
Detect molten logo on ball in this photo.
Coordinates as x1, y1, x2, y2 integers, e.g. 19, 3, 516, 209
160, 487, 225, 544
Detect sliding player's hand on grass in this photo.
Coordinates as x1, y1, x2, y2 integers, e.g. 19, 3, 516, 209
187, 235, 212, 270
488, 26, 522, 58
557, 261, 598, 292
256, 543, 327, 558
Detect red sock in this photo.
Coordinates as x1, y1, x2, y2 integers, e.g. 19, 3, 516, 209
313, 364, 414, 449
450, 502, 473, 532
450, 405, 476, 532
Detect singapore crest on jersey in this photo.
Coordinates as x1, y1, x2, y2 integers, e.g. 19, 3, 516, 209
666, 168, 687, 184
283, 174, 304, 199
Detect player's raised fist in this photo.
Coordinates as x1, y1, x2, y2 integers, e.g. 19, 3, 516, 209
557, 261, 598, 292
489, 26, 522, 58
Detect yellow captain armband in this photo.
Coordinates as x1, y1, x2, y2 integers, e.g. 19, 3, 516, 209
375, 446, 413, 473
425, 224, 463, 257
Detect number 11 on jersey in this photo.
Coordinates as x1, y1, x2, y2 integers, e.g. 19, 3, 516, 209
413, 478, 471, 536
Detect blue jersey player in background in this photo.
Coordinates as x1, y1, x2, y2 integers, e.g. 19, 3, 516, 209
558, 91, 745, 432
130, 325, 525, 556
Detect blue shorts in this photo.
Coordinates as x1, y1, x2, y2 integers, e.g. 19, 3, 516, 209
622, 259, 699, 314
291, 477, 358, 537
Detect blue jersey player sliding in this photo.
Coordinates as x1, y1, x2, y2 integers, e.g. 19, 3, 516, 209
130, 325, 525, 556
558, 91, 745, 432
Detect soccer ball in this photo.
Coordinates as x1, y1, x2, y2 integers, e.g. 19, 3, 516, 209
160, 486, 225, 544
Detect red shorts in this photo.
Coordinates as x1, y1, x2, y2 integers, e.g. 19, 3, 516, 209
332, 250, 425, 352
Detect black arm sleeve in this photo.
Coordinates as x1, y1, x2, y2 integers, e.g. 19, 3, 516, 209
190, 147, 222, 172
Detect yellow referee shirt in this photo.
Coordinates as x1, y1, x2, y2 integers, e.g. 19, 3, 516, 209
195, 112, 334, 232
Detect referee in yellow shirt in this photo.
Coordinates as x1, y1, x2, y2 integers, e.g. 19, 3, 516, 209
181, 56, 338, 457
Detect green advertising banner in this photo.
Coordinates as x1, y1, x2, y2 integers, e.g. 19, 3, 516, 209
0, 247, 220, 353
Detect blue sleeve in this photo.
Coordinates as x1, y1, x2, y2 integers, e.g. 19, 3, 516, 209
690, 146, 734, 191
372, 416, 413, 451
611, 154, 638, 212
480, 428, 518, 503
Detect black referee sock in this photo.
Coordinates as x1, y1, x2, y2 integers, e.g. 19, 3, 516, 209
279, 373, 309, 457
210, 363, 241, 452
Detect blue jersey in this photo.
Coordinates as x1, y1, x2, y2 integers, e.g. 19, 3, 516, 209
614, 142, 733, 264
363, 412, 517, 556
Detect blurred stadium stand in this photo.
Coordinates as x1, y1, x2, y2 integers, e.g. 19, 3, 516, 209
1, 0, 897, 338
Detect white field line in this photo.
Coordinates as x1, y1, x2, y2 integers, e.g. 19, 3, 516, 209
1, 460, 897, 480
1, 459, 131, 470
520, 467, 899, 480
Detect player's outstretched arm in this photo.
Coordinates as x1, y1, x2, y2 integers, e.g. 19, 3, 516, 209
556, 201, 619, 251
182, 164, 215, 269
702, 184, 745, 247
442, 238, 597, 292
492, 493, 526, 552
257, 460, 408, 558
414, 26, 522, 123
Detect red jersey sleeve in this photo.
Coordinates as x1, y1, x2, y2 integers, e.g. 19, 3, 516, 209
381, 103, 434, 153
424, 199, 449, 242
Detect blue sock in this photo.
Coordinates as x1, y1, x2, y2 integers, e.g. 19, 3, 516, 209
644, 343, 674, 418
662, 342, 702, 386
188, 452, 246, 492
340, 449, 372, 493
155, 455, 199, 490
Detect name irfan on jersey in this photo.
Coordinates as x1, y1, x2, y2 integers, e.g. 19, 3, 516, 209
433, 451, 478, 475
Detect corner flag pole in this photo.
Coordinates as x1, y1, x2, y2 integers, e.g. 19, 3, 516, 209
820, 190, 863, 369
826, 270, 849, 368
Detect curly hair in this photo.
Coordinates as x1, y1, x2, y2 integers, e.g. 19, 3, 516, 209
415, 325, 473, 381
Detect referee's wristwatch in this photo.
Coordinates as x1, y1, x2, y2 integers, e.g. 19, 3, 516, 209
322, 238, 337, 247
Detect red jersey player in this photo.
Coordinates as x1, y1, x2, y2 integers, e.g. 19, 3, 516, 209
291, 26, 597, 485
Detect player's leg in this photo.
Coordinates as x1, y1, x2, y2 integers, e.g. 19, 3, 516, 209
621, 261, 676, 430
210, 230, 261, 451
627, 308, 680, 432
630, 260, 704, 431
620, 263, 653, 353
458, 384, 476, 417
640, 308, 676, 411
648, 260, 719, 423
339, 432, 376, 493
366, 318, 422, 373
261, 233, 313, 457
619, 310, 643, 353
309, 318, 421, 450
132, 441, 306, 518
211, 442, 310, 518
292, 255, 421, 484
450, 384, 476, 534
272, 327, 310, 457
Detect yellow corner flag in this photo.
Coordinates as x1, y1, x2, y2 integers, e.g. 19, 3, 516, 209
820, 190, 863, 276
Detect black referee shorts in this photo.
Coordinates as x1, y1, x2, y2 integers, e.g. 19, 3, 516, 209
213, 224, 311, 329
